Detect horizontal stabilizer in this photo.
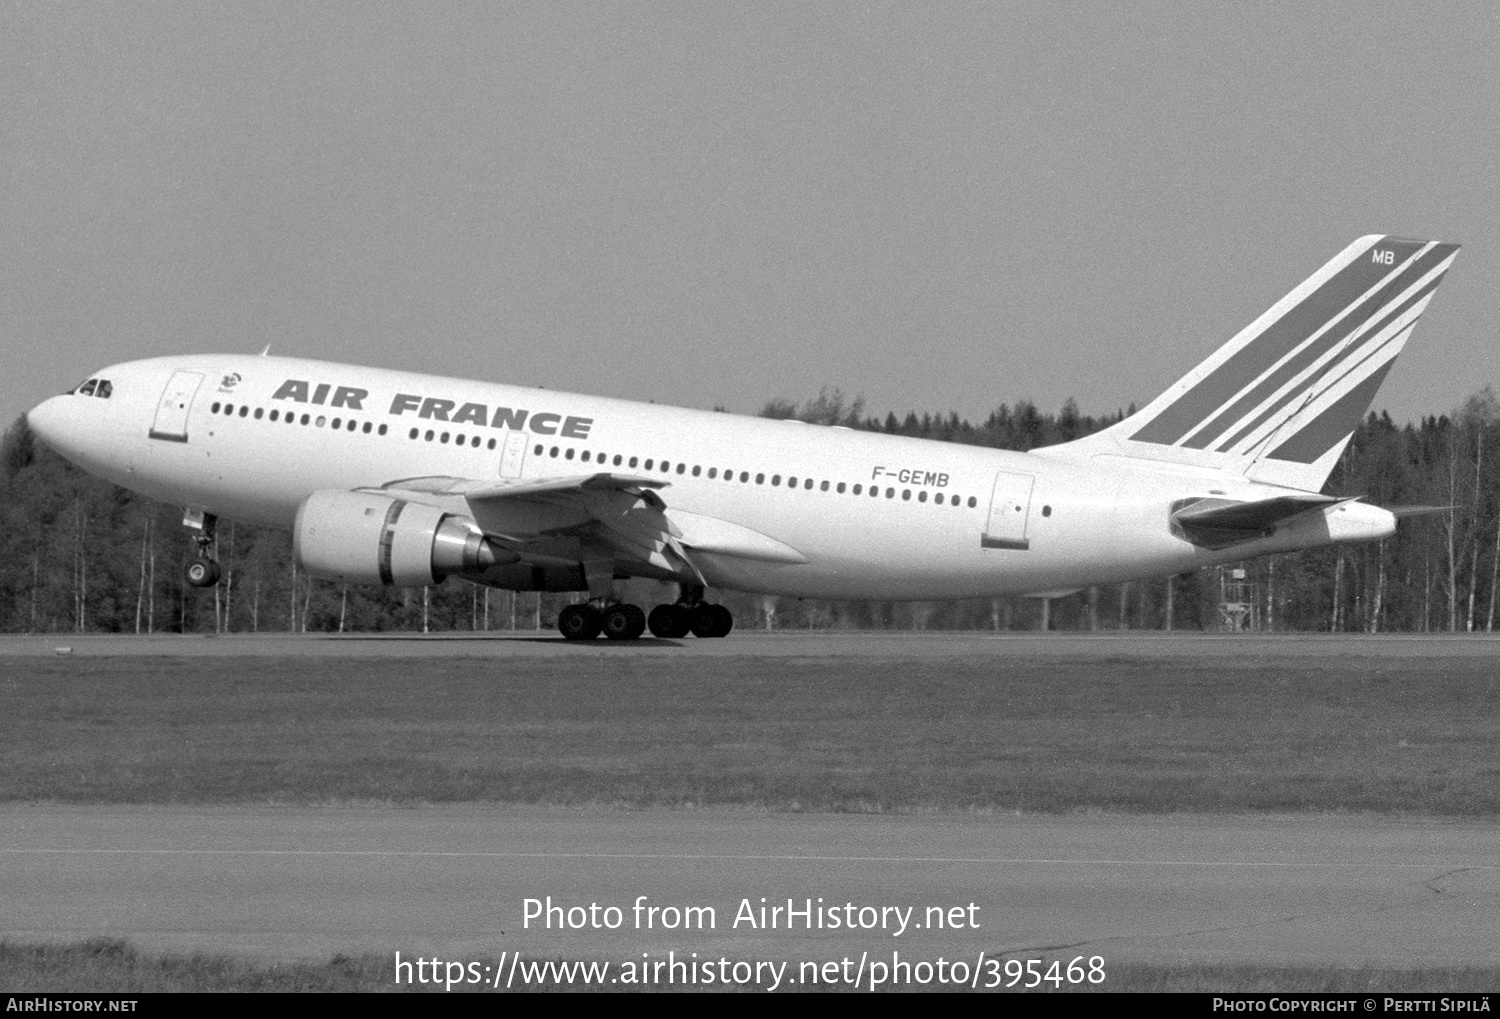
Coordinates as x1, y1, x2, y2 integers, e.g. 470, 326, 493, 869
1388, 504, 1456, 519
1171, 493, 1344, 546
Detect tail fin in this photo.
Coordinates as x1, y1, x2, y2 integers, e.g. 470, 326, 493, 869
1046, 235, 1459, 490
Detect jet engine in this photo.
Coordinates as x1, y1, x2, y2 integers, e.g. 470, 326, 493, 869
293, 490, 508, 587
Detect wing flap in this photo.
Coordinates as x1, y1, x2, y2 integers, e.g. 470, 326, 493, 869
383, 473, 669, 502
667, 509, 810, 564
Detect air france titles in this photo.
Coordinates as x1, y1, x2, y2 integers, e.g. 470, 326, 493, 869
271, 380, 594, 439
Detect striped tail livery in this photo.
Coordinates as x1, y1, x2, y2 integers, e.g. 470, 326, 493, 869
1052, 235, 1460, 491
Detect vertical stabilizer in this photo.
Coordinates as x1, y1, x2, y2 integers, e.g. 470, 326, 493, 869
1044, 236, 1459, 490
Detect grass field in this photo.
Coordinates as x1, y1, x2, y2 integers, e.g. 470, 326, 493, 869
3, 648, 1498, 813
6, 939, 1498, 993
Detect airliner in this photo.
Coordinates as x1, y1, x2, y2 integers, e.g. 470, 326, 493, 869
27, 235, 1458, 639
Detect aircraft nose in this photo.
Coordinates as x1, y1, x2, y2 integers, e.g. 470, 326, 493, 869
27, 395, 75, 453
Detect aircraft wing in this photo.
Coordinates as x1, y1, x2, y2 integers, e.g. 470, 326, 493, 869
372, 473, 807, 582
379, 472, 670, 503
1170, 493, 1345, 547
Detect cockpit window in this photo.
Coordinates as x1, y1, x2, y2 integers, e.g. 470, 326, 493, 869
95, 380, 112, 398
77, 379, 98, 396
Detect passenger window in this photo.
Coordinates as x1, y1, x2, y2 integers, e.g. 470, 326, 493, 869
692, 465, 701, 477
853, 484, 862, 495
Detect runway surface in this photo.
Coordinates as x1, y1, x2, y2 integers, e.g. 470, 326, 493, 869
8, 629, 1500, 660
4, 805, 1498, 971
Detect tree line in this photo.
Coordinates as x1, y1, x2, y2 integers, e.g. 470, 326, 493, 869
1, 387, 1493, 634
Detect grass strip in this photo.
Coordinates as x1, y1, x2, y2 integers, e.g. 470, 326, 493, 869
2, 652, 1498, 813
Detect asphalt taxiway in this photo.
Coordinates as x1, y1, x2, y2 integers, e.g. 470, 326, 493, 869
3, 805, 1497, 970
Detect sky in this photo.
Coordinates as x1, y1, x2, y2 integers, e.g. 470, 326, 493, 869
4, 3, 1499, 431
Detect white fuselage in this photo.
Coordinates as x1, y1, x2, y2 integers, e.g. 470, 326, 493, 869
28, 354, 1391, 600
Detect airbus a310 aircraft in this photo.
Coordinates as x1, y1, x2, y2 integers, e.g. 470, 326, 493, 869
27, 235, 1457, 640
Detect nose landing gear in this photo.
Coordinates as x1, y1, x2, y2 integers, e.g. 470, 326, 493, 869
182, 509, 222, 588
184, 557, 221, 588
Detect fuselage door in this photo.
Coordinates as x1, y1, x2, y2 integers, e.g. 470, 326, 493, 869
499, 430, 528, 479
149, 371, 204, 443
982, 470, 1035, 550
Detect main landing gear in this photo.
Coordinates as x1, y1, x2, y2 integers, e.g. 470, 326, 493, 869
558, 602, 648, 641
182, 509, 222, 588
646, 602, 732, 639
557, 587, 733, 641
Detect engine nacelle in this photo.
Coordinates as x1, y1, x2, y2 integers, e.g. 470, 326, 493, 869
294, 490, 505, 587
